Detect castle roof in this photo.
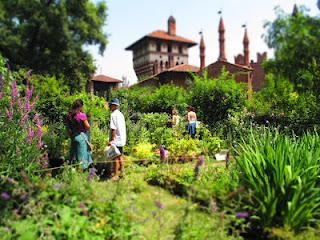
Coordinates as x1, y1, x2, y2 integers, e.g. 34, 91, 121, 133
166, 64, 200, 73
126, 30, 197, 50
91, 75, 123, 83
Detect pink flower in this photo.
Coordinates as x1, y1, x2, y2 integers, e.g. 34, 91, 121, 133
26, 85, 33, 101
24, 100, 31, 114
10, 81, 18, 108
5, 107, 13, 120
27, 126, 34, 143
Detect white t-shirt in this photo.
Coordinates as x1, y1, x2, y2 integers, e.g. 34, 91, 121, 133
110, 109, 126, 147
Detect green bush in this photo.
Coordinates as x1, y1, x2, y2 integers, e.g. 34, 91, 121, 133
236, 128, 320, 231
0, 170, 140, 239
249, 74, 320, 132
112, 84, 187, 114
190, 70, 247, 128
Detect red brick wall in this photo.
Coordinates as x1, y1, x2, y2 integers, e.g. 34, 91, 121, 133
204, 61, 250, 84
138, 72, 193, 88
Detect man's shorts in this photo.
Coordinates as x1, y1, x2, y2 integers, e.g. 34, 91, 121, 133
117, 146, 123, 155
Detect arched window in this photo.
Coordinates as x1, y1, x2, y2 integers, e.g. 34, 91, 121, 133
176, 62, 179, 66
165, 61, 169, 69
160, 61, 164, 71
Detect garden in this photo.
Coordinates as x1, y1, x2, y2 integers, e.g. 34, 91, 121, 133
1, 2, 320, 240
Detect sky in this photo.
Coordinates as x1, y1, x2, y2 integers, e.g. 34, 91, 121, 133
88, 0, 319, 85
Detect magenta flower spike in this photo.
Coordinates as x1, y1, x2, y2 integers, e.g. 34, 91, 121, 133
5, 107, 13, 120
10, 81, 18, 108
27, 126, 35, 143
1, 192, 11, 201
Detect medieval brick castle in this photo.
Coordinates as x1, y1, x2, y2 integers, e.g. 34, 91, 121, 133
126, 16, 267, 91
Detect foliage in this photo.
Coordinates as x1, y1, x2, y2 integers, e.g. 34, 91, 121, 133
168, 138, 201, 161
131, 143, 156, 161
146, 163, 239, 207
249, 74, 320, 127
112, 84, 187, 114
236, 128, 320, 231
264, 6, 320, 93
190, 70, 247, 128
0, 67, 45, 178
0, 0, 108, 91
0, 170, 140, 239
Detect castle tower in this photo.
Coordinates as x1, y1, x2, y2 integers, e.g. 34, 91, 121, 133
292, 4, 299, 17
200, 33, 206, 70
243, 28, 250, 66
218, 17, 227, 61
168, 16, 176, 36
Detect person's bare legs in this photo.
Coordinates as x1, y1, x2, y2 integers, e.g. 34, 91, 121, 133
119, 155, 125, 177
112, 157, 120, 180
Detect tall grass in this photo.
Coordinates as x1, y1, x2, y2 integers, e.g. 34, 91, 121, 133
236, 128, 320, 231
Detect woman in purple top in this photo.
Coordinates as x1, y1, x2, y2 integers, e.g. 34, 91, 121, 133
66, 99, 92, 169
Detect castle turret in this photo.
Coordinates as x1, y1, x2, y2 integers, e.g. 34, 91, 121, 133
218, 17, 227, 61
243, 28, 250, 66
200, 33, 206, 70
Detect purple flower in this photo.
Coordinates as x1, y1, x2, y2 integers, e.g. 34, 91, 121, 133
87, 167, 97, 181
236, 212, 249, 219
5, 107, 13, 120
26, 85, 33, 101
1, 192, 11, 201
155, 200, 165, 209
24, 100, 31, 114
20, 194, 28, 201
53, 183, 64, 190
79, 202, 86, 209
10, 81, 18, 107
27, 127, 34, 143
159, 145, 168, 161
6, 177, 15, 184
41, 153, 49, 168
194, 155, 204, 179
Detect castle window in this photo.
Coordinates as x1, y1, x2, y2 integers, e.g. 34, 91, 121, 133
179, 46, 183, 54
168, 45, 172, 53
157, 43, 161, 52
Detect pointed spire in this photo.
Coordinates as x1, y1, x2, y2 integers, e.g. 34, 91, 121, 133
218, 17, 227, 61
200, 32, 206, 70
243, 28, 250, 66
292, 4, 299, 17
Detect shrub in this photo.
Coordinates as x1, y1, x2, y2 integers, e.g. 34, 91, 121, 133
236, 128, 320, 231
0, 170, 140, 239
131, 142, 156, 161
190, 70, 247, 128
112, 84, 187, 114
249, 74, 320, 132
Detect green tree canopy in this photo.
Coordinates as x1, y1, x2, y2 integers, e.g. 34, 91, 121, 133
0, 0, 108, 91
264, 6, 320, 93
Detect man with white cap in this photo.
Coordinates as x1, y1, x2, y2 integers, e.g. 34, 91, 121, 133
108, 98, 126, 180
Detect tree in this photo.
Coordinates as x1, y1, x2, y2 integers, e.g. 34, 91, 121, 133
0, 0, 108, 92
264, 6, 320, 93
